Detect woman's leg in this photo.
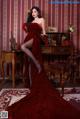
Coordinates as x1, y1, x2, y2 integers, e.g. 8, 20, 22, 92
29, 63, 32, 87
21, 39, 41, 73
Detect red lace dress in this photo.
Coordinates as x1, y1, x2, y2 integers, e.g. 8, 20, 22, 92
7, 23, 80, 119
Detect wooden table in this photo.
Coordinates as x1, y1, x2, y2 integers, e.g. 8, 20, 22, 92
1, 50, 23, 88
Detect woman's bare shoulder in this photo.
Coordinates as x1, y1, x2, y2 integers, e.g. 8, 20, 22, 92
40, 18, 45, 21
39, 18, 45, 24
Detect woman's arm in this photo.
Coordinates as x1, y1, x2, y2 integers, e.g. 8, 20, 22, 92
41, 18, 49, 47
41, 18, 46, 35
21, 39, 41, 73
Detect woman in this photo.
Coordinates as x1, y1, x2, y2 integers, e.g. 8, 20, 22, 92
7, 6, 80, 119
21, 6, 48, 87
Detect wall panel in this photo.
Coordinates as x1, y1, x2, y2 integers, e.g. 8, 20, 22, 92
0, 0, 80, 50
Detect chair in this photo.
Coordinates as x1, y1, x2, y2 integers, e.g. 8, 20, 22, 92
46, 52, 80, 96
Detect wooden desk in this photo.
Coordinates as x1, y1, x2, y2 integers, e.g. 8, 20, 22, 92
42, 46, 73, 55
41, 46, 73, 96
46, 32, 70, 46
1, 50, 23, 88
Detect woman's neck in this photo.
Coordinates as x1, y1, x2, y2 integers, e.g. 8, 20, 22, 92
34, 17, 39, 20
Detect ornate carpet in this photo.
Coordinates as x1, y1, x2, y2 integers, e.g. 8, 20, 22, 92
57, 87, 80, 111
0, 87, 80, 111
0, 88, 30, 111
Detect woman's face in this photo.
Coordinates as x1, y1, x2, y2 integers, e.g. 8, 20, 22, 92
32, 8, 38, 18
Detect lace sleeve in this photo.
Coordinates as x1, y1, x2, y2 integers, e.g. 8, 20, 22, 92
22, 23, 28, 33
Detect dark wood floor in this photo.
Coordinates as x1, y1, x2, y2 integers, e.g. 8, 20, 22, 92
0, 75, 80, 92
0, 77, 25, 91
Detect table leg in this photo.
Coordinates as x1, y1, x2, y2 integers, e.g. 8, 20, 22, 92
1, 61, 4, 80
12, 52, 15, 88
60, 72, 64, 97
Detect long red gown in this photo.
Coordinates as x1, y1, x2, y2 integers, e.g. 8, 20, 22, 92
7, 23, 80, 119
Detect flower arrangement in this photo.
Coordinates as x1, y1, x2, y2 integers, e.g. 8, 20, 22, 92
61, 33, 72, 46
61, 25, 75, 46
68, 25, 75, 33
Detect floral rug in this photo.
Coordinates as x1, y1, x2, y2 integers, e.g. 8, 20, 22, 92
0, 87, 80, 111
57, 87, 80, 111
0, 88, 30, 111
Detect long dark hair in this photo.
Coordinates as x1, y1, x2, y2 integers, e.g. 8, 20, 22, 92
27, 6, 42, 23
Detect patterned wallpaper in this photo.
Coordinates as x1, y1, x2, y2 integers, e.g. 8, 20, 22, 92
0, 0, 80, 51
